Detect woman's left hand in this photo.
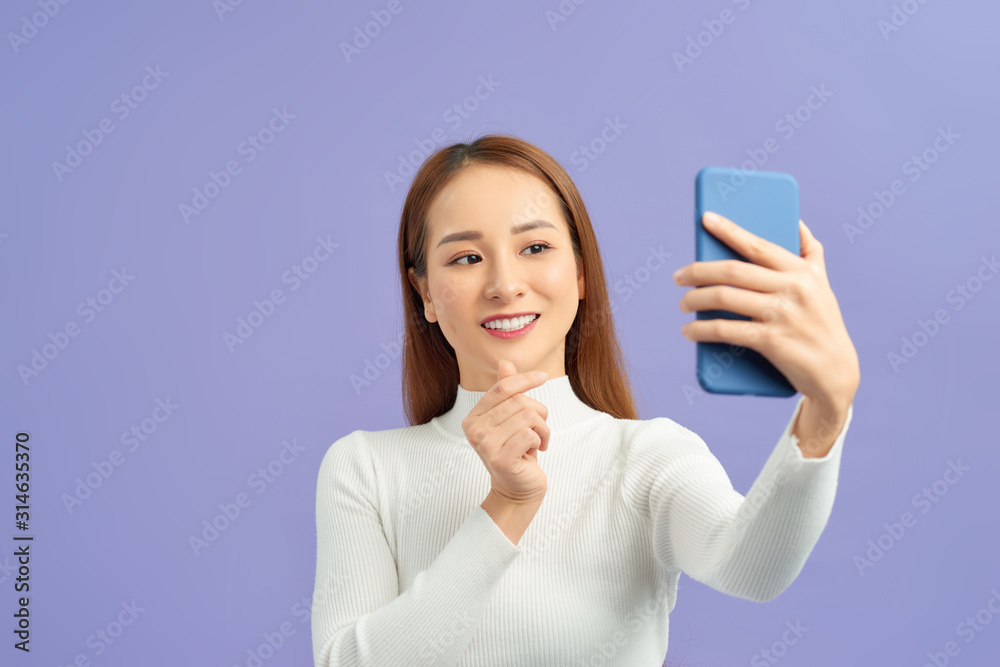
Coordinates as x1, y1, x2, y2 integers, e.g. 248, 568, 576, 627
674, 211, 860, 414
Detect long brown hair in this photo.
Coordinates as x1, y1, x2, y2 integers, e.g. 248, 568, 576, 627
396, 133, 638, 426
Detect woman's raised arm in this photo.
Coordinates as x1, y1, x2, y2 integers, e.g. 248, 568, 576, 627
629, 396, 853, 603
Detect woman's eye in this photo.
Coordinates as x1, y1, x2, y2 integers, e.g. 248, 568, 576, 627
524, 243, 552, 255
450, 243, 552, 266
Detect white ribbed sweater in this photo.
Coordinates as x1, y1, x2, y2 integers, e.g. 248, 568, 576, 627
312, 375, 853, 666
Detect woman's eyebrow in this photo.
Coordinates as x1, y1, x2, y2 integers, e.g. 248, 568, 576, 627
435, 220, 558, 248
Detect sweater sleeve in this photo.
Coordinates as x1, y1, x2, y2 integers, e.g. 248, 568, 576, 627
312, 430, 522, 667
638, 395, 854, 603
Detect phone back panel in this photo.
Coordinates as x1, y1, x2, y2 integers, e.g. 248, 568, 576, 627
694, 167, 800, 397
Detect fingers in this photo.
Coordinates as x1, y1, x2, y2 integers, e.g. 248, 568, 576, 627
675, 258, 785, 293
679, 284, 795, 321
496, 401, 550, 452
496, 358, 516, 383
496, 408, 550, 461
798, 219, 825, 264
474, 365, 548, 417
701, 210, 800, 272
465, 360, 550, 457
681, 316, 774, 351
483, 392, 549, 425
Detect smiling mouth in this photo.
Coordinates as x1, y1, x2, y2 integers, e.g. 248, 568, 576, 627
481, 314, 540, 332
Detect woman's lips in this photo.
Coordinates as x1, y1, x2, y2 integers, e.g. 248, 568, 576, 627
481, 314, 540, 339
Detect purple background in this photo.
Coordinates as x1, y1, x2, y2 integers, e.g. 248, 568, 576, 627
2, 1, 999, 665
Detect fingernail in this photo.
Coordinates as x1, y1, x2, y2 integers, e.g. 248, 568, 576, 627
703, 211, 720, 226
673, 267, 687, 283
535, 371, 548, 380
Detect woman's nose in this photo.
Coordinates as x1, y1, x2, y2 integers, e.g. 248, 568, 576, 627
485, 257, 526, 300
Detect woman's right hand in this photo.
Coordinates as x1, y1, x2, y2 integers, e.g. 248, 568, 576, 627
462, 359, 551, 504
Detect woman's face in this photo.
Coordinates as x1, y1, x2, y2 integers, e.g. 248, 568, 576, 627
408, 164, 585, 391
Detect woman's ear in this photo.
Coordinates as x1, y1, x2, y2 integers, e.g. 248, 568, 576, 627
407, 267, 437, 322
577, 263, 585, 300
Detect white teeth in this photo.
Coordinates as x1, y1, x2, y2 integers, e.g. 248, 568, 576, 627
484, 314, 538, 331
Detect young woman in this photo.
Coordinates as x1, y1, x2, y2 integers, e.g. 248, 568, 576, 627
312, 134, 860, 666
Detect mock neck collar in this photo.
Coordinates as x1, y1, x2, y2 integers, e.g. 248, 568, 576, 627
431, 374, 606, 441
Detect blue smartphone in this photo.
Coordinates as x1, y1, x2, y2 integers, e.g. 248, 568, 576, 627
693, 167, 800, 397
